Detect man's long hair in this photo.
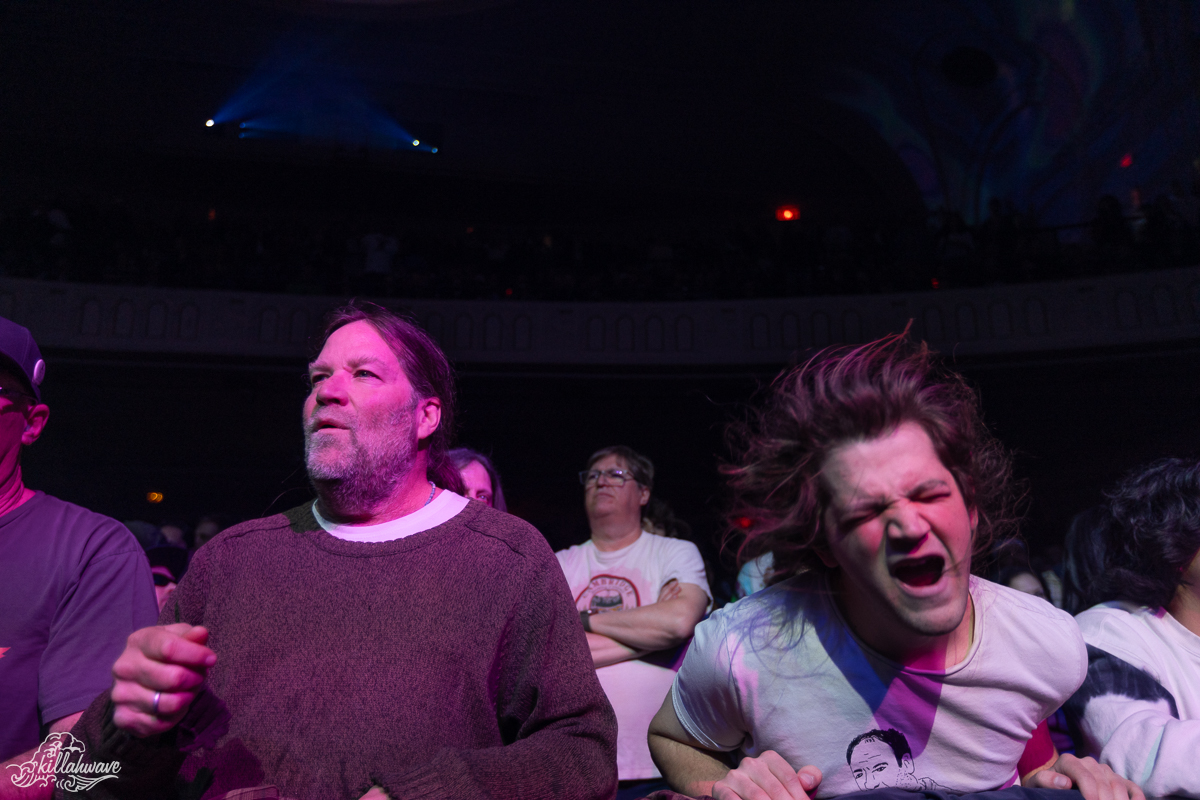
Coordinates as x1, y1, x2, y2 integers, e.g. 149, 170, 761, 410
318, 302, 464, 494
723, 331, 1017, 582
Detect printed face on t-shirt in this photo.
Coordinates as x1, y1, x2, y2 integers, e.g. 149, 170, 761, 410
849, 738, 918, 790
819, 421, 976, 662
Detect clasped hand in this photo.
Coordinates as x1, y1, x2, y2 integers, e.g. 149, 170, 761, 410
713, 751, 822, 800
110, 624, 216, 737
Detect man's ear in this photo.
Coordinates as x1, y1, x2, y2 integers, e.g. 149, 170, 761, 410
639, 484, 650, 507
21, 403, 49, 447
414, 397, 441, 441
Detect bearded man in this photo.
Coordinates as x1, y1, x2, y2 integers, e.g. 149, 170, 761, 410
65, 304, 617, 800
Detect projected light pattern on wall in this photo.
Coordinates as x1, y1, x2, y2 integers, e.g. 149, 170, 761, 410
209, 31, 436, 153
827, 0, 1200, 225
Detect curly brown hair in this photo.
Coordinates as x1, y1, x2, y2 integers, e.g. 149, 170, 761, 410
724, 331, 1017, 582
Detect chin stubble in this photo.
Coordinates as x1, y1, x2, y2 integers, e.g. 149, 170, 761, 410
305, 402, 417, 515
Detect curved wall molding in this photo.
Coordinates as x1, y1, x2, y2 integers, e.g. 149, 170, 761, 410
3, 268, 1200, 366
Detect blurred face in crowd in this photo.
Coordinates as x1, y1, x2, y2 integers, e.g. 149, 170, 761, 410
194, 518, 221, 548
819, 421, 976, 658
584, 454, 649, 526
304, 321, 438, 513
459, 460, 494, 506
160, 524, 186, 548
1007, 571, 1047, 600
151, 566, 177, 613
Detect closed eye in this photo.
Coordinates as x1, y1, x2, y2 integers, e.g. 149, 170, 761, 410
840, 505, 886, 529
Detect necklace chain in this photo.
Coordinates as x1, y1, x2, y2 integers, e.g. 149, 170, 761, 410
424, 480, 436, 507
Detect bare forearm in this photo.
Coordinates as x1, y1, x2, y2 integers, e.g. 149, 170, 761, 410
586, 632, 648, 668
647, 687, 734, 796
1, 745, 52, 800
1, 712, 84, 800
587, 587, 707, 651
648, 732, 730, 796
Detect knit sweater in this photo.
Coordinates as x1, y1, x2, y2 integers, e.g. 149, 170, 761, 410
64, 501, 618, 800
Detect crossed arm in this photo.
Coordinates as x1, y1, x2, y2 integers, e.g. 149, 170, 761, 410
585, 580, 709, 668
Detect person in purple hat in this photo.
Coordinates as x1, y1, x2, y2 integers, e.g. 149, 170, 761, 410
0, 316, 158, 797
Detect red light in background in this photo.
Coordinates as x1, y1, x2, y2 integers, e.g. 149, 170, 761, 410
775, 205, 800, 222
735, 516, 754, 529
207, 208, 217, 221
1119, 153, 1133, 168
931, 279, 940, 289
146, 492, 164, 504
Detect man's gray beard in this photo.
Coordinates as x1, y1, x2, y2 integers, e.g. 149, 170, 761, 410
304, 405, 417, 517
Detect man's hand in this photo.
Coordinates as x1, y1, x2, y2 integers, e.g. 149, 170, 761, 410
1026, 753, 1144, 800
712, 752, 821, 800
111, 624, 216, 737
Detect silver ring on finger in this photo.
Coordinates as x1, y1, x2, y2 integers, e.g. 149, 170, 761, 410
152, 691, 162, 716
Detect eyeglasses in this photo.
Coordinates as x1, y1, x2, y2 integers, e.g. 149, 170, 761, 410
579, 468, 637, 487
152, 573, 177, 587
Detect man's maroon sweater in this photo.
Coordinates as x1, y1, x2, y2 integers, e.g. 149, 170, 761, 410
66, 501, 618, 799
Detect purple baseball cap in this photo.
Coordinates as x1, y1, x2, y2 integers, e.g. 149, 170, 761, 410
0, 317, 45, 401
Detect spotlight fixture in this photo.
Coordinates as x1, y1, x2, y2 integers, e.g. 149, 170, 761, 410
775, 205, 800, 221
205, 119, 214, 127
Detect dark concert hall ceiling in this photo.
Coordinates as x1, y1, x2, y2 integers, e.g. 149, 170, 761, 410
2, 1, 1197, 224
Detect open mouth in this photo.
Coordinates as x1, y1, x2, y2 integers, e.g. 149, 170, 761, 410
890, 556, 945, 588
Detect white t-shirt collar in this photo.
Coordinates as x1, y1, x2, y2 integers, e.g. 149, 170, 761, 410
312, 490, 470, 543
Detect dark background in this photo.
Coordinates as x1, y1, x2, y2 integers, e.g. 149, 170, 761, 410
26, 342, 1200, 587
6, 0, 1200, 587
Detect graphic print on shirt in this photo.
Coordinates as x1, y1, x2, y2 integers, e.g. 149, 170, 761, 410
1065, 644, 1180, 722
846, 729, 945, 791
576, 574, 641, 612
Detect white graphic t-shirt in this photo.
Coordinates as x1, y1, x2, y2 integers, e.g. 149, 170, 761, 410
556, 532, 712, 780
1070, 603, 1200, 797
672, 574, 1086, 796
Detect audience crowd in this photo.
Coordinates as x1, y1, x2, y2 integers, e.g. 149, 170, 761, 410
3, 184, 1200, 302
2, 302, 1197, 800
